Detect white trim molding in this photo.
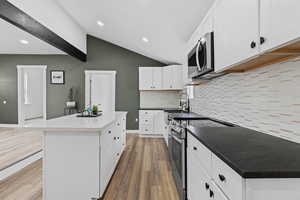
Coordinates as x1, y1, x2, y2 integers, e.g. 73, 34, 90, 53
126, 130, 139, 134
0, 151, 43, 181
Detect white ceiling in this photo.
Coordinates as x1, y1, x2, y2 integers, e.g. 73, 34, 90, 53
0, 18, 65, 55
56, 0, 215, 64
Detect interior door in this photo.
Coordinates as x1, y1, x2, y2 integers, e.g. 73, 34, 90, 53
23, 68, 44, 120
214, 0, 260, 72
139, 67, 153, 90
90, 73, 114, 114
260, 0, 300, 52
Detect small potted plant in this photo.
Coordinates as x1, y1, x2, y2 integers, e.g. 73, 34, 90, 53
92, 105, 98, 115
66, 87, 76, 108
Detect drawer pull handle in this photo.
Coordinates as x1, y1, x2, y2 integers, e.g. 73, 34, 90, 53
117, 137, 120, 140
108, 130, 111, 134
219, 174, 226, 182
114, 137, 117, 140
193, 146, 197, 151
205, 183, 209, 190
209, 190, 214, 198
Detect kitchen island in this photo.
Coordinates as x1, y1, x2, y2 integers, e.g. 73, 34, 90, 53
24, 111, 127, 200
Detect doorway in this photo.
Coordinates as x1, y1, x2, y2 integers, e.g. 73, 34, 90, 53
17, 65, 47, 125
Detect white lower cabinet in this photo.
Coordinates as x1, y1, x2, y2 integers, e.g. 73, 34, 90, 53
100, 113, 127, 197
139, 110, 164, 136
187, 134, 300, 200
187, 151, 211, 200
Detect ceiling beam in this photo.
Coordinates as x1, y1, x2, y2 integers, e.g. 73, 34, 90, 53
0, 0, 87, 61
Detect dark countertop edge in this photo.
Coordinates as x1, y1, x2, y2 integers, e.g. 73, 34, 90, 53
187, 128, 300, 179
139, 107, 181, 111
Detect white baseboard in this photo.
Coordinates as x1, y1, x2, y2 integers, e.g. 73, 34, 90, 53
126, 130, 139, 134
0, 151, 43, 181
139, 134, 164, 138
0, 124, 20, 128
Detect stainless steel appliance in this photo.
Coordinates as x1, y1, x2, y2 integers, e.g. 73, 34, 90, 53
188, 32, 214, 79
168, 119, 187, 200
168, 117, 235, 200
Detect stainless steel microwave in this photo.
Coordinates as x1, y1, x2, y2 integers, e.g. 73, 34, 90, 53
188, 32, 214, 79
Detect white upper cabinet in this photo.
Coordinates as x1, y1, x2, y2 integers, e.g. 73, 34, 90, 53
152, 67, 163, 89
139, 67, 162, 90
139, 66, 183, 91
214, 0, 260, 72
260, 0, 300, 52
163, 65, 183, 90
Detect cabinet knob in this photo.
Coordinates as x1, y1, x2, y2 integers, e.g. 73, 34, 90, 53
117, 137, 120, 140
250, 41, 256, 49
260, 36, 266, 45
205, 183, 210, 190
193, 146, 197, 151
114, 137, 117, 140
209, 190, 214, 198
117, 123, 120, 126
108, 130, 111, 134
219, 174, 226, 182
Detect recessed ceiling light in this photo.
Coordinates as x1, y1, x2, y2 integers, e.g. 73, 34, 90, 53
97, 20, 104, 27
142, 37, 149, 43
19, 39, 29, 44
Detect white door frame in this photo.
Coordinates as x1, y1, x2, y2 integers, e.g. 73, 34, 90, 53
17, 65, 47, 125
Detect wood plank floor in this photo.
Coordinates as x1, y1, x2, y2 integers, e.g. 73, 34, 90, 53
0, 134, 179, 200
0, 128, 42, 171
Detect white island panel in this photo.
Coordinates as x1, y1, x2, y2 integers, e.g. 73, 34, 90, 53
44, 131, 100, 200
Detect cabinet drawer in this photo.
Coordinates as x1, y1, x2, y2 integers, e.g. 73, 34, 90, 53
212, 154, 244, 200
140, 124, 153, 134
139, 110, 154, 118
139, 117, 153, 125
188, 134, 212, 175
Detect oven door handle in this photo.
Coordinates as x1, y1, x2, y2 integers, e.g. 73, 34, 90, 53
171, 134, 184, 144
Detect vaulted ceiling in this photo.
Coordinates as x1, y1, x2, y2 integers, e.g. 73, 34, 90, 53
55, 0, 215, 64
0, 18, 64, 55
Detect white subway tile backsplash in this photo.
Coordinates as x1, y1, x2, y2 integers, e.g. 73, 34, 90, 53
190, 60, 300, 143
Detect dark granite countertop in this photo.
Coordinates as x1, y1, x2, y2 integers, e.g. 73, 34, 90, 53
187, 125, 300, 178
139, 107, 182, 111
169, 112, 208, 120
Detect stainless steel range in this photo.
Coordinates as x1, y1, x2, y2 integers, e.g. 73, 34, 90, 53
168, 117, 235, 200
168, 119, 188, 200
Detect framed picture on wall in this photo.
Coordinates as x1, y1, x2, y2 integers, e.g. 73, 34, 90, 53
50, 70, 65, 84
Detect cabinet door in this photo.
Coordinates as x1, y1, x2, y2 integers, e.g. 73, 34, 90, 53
152, 67, 163, 90
260, 0, 300, 52
187, 153, 210, 200
153, 111, 164, 135
172, 66, 183, 90
139, 67, 153, 90
214, 0, 260, 72
163, 66, 173, 89
210, 181, 230, 200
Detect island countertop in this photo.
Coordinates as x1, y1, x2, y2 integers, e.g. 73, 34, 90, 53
23, 112, 127, 132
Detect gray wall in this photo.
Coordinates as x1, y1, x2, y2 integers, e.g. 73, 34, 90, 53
0, 35, 164, 129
